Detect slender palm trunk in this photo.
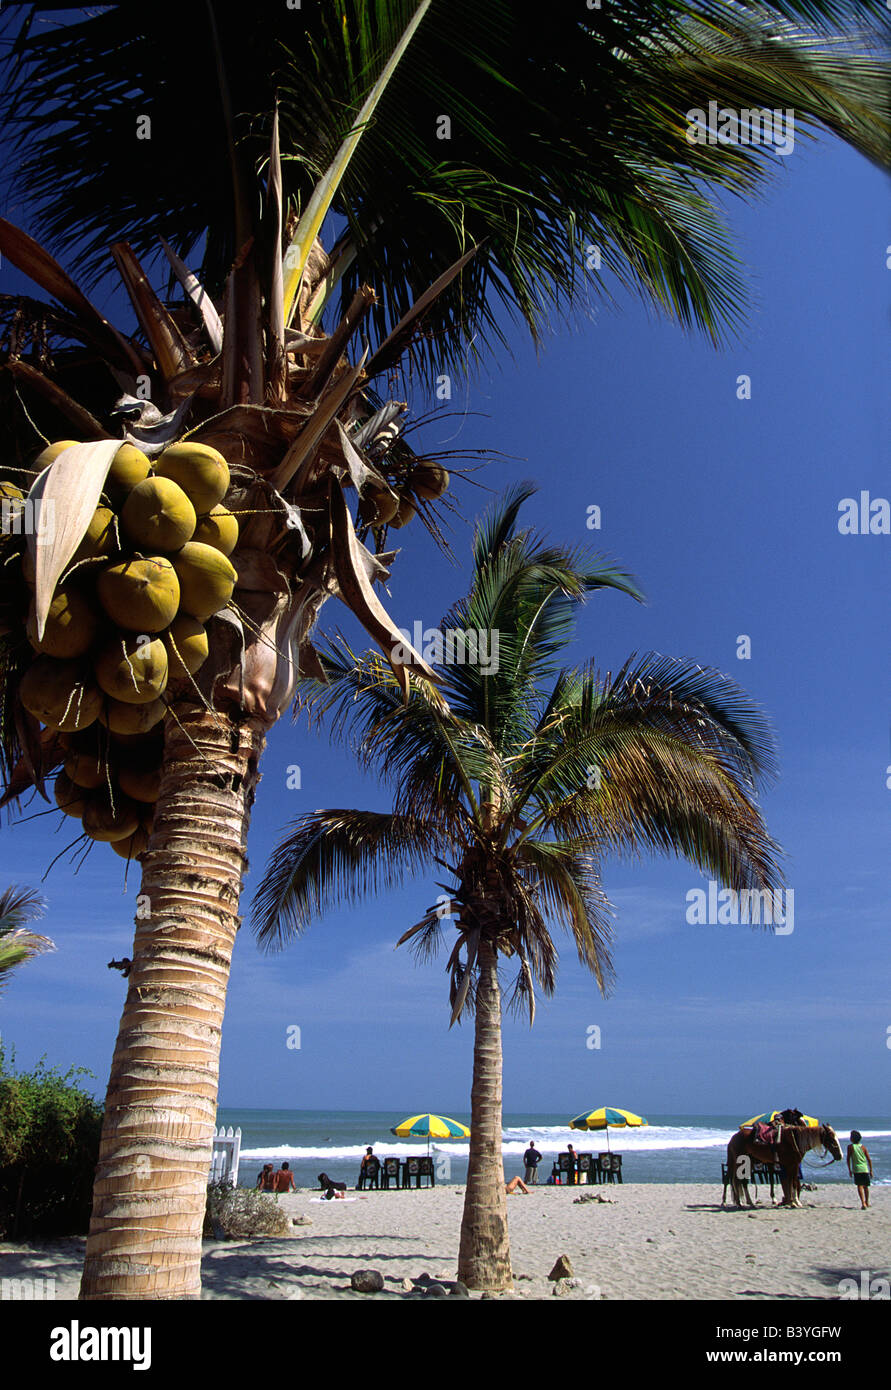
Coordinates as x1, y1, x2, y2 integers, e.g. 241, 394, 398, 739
79, 702, 265, 1300
457, 936, 512, 1291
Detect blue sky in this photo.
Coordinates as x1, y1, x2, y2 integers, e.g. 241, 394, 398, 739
1, 132, 888, 1121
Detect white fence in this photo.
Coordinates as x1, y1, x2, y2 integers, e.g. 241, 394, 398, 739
210, 1126, 241, 1186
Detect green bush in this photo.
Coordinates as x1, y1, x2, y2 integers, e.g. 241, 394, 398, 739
0, 1042, 102, 1238
204, 1180, 293, 1239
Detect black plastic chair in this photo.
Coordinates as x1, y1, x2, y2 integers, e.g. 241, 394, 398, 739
598, 1152, 622, 1183
380, 1157, 400, 1190
577, 1152, 596, 1185
417, 1155, 435, 1188
557, 1152, 579, 1185
359, 1156, 381, 1190
402, 1156, 422, 1189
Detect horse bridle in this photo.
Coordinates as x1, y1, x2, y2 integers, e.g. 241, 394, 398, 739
796, 1124, 840, 1168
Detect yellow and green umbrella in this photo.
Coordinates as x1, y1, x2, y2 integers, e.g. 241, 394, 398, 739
740, 1110, 819, 1130
390, 1114, 471, 1152
568, 1106, 647, 1151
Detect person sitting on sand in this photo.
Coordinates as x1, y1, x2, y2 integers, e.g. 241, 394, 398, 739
847, 1131, 873, 1209
505, 1176, 530, 1194
256, 1163, 274, 1193
273, 1161, 296, 1193
318, 1171, 348, 1200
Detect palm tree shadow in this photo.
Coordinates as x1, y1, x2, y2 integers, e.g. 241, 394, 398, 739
200, 1236, 451, 1298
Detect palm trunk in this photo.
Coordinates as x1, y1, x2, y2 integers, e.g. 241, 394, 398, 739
79, 702, 265, 1300
456, 936, 512, 1291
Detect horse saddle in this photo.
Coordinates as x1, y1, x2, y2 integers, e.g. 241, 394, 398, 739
754, 1122, 777, 1145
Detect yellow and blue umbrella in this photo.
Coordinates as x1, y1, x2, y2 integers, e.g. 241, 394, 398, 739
740, 1110, 819, 1130
390, 1114, 471, 1151
569, 1106, 647, 1151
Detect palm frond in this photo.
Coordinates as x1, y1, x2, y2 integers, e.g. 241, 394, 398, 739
0, 884, 52, 993
2, 2, 887, 385
251, 808, 440, 950
516, 841, 615, 995
516, 658, 784, 893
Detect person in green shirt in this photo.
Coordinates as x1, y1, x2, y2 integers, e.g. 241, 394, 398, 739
846, 1130, 874, 1209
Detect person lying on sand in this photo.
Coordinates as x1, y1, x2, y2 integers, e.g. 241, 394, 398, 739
318, 1172, 348, 1200
505, 1176, 530, 1194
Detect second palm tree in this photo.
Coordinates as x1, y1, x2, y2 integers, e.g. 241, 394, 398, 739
253, 487, 783, 1291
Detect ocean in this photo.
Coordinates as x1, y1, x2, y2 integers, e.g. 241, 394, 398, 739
216, 1109, 891, 1191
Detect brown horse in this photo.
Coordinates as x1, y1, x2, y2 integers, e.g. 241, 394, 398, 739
724, 1124, 842, 1208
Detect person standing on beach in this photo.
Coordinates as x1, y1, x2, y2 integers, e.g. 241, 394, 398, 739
846, 1131, 873, 1209
523, 1142, 543, 1184
273, 1161, 296, 1193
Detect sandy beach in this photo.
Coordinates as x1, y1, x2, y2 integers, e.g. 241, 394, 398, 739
3, 1182, 887, 1301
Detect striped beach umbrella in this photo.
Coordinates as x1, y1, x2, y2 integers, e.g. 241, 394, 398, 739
568, 1106, 647, 1151
390, 1114, 471, 1150
739, 1110, 819, 1130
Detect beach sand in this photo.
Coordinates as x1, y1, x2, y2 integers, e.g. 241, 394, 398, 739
2, 1182, 888, 1300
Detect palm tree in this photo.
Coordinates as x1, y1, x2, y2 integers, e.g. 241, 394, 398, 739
0, 0, 885, 1299
253, 486, 783, 1291
0, 885, 52, 995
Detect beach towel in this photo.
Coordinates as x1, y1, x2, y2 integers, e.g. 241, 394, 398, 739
309, 1196, 359, 1203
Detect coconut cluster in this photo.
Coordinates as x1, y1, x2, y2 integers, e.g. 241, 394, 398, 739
10, 438, 238, 858
358, 460, 449, 530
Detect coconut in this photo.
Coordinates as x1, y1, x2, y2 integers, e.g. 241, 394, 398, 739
109, 725, 165, 759
118, 762, 162, 804
121, 476, 197, 552
70, 506, 119, 568
34, 440, 80, 471
155, 442, 230, 514
94, 634, 168, 705
105, 443, 151, 503
410, 463, 450, 501
54, 770, 87, 818
172, 542, 236, 621
99, 696, 166, 736
19, 656, 102, 732
358, 485, 399, 527
82, 790, 142, 842
64, 746, 108, 790
26, 586, 98, 659
96, 556, 180, 633
193, 505, 239, 557
389, 495, 417, 529
164, 613, 209, 679
109, 823, 152, 859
